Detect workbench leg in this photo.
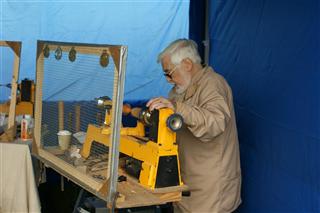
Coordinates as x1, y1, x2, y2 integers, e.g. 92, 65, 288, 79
72, 189, 87, 213
155, 205, 162, 213
61, 176, 64, 191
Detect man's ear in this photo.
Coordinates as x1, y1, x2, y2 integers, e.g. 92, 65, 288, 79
181, 58, 193, 72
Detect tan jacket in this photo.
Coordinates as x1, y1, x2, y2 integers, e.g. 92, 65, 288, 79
170, 66, 241, 213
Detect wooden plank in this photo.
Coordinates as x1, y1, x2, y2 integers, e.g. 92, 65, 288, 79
157, 191, 181, 201
58, 101, 64, 130
148, 185, 188, 194
6, 42, 20, 133
32, 136, 39, 155
99, 167, 182, 208
118, 168, 187, 194
44, 146, 65, 155
36, 42, 44, 60
116, 180, 182, 209
68, 112, 73, 131
106, 47, 128, 204
116, 181, 167, 209
43, 44, 115, 56
109, 48, 120, 71
92, 166, 184, 208
0, 41, 21, 55
75, 105, 81, 132
33, 55, 44, 151
38, 42, 121, 70
40, 148, 183, 208
38, 149, 104, 195
6, 41, 21, 56
0, 41, 9, 46
42, 147, 183, 208
37, 40, 121, 52
7, 47, 19, 128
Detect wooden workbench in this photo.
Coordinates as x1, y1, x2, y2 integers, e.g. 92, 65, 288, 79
39, 146, 187, 209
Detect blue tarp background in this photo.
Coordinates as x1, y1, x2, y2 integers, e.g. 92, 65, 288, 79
0, 1, 189, 101
209, 0, 320, 212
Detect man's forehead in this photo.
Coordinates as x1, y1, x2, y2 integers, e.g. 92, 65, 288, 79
161, 55, 173, 67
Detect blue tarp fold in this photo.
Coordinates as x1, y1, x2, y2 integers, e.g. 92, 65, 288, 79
209, 0, 320, 212
1, 1, 189, 100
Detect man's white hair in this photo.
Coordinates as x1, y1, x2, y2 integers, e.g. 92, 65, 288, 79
157, 39, 202, 65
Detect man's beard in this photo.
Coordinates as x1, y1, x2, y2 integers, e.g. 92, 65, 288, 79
175, 85, 187, 94
174, 73, 192, 94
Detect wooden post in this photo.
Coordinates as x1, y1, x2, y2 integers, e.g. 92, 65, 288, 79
75, 105, 81, 132
7, 56, 19, 129
33, 42, 44, 152
58, 101, 64, 131
68, 112, 73, 131
6, 42, 21, 139
58, 101, 65, 191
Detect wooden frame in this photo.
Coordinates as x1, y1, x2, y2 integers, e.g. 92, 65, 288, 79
34, 40, 125, 202
33, 40, 184, 209
0, 41, 21, 141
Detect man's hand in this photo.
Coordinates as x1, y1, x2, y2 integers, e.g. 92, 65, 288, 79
146, 97, 175, 111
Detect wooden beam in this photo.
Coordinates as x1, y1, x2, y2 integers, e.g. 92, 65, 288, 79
38, 149, 103, 193
109, 47, 120, 71
36, 43, 44, 61
58, 101, 64, 131
37, 41, 122, 70
33, 54, 44, 151
0, 41, 8, 46
5, 41, 21, 56
75, 105, 81, 132
7, 43, 20, 130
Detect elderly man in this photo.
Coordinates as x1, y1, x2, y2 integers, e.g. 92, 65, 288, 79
147, 39, 241, 213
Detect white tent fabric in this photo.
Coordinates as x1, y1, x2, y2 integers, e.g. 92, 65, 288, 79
0, 143, 41, 213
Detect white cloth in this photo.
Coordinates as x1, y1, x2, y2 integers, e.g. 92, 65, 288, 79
0, 143, 41, 213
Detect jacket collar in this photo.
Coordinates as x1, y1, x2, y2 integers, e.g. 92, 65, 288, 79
184, 66, 208, 100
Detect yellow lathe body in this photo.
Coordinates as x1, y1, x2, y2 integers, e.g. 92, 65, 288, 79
81, 108, 183, 189
0, 79, 35, 116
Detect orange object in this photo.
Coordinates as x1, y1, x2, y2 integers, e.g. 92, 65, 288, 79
122, 103, 132, 115
21, 116, 29, 140
21, 115, 33, 140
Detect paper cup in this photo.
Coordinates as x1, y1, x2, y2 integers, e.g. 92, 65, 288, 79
57, 130, 72, 150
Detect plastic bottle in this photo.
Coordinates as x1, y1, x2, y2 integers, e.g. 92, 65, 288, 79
21, 115, 29, 140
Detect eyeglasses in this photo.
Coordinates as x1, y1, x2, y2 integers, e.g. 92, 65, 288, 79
163, 65, 178, 79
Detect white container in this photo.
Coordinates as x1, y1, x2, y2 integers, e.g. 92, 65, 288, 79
57, 130, 72, 150
0, 113, 6, 127
73, 131, 87, 144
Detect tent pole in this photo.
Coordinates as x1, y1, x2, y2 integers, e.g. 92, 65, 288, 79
204, 0, 210, 64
